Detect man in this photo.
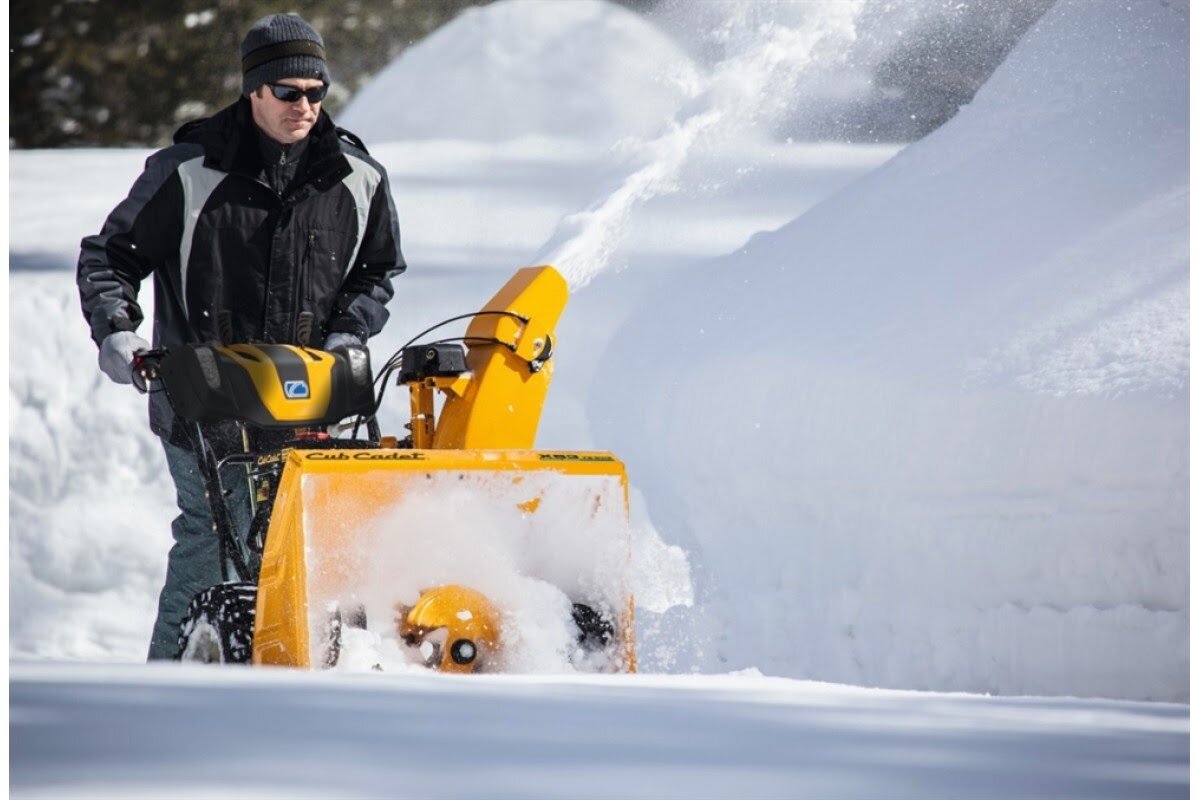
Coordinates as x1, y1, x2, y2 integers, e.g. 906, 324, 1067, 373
76, 13, 405, 660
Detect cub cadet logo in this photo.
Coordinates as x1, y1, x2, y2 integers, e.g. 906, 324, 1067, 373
305, 451, 426, 461
283, 380, 310, 399
538, 453, 616, 462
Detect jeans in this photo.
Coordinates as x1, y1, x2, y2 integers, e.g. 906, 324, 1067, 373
147, 437, 253, 660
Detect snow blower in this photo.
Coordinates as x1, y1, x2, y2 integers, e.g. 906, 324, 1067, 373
136, 266, 634, 673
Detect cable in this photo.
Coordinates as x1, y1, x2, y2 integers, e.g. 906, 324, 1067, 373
348, 310, 528, 441
132, 372, 165, 394
374, 310, 527, 387
426, 335, 514, 350
371, 335, 513, 413
131, 362, 166, 395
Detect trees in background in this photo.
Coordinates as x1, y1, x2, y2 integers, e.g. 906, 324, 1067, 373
10, 0, 1048, 149
11, 0, 490, 147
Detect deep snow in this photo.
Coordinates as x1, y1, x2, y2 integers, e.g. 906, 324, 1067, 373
588, 0, 1189, 700
6, 0, 1190, 794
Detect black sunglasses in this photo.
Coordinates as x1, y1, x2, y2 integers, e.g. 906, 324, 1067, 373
265, 82, 328, 104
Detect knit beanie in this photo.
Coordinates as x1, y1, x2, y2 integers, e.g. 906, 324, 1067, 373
240, 14, 330, 96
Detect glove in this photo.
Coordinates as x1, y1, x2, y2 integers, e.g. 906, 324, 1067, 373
98, 331, 151, 385
323, 332, 365, 351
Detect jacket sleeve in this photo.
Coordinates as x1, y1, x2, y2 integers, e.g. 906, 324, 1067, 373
327, 165, 406, 340
77, 149, 186, 346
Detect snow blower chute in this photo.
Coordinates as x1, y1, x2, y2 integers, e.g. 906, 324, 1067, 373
137, 266, 634, 673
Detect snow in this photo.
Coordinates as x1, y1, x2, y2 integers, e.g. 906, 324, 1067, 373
303, 469, 635, 672
7, 0, 1189, 794
340, 0, 701, 144
10, 662, 1188, 799
588, 0, 1189, 700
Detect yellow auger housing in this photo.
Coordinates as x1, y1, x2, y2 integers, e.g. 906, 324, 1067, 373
243, 266, 635, 673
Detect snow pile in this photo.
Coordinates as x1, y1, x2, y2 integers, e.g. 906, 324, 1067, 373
9, 273, 179, 660
592, 0, 1189, 700
340, 0, 699, 144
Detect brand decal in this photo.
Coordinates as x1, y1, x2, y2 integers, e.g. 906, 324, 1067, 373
283, 380, 310, 399
538, 453, 616, 462
305, 451, 427, 461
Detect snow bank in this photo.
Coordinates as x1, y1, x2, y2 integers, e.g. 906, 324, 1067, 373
9, 273, 178, 660
592, 0, 1189, 700
340, 0, 699, 144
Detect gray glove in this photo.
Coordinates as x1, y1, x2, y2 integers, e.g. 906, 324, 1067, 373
323, 332, 365, 351
98, 331, 151, 385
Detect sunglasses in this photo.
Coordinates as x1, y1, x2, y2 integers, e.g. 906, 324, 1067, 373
265, 82, 328, 104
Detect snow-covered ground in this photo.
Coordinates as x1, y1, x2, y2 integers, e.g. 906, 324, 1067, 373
9, 0, 1189, 796
10, 662, 1189, 800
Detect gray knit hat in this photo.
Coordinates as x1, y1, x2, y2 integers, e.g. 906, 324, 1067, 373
240, 14, 330, 96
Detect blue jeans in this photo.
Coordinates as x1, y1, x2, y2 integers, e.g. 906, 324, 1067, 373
147, 437, 253, 660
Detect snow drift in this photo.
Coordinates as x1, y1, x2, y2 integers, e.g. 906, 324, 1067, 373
340, 0, 699, 144
592, 0, 1189, 700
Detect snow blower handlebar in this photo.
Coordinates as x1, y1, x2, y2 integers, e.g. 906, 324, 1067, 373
131, 348, 166, 394
129, 267, 567, 452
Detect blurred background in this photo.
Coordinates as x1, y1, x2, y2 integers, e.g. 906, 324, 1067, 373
10, 0, 1052, 149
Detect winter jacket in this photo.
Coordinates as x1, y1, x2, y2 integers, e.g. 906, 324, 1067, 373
77, 97, 405, 441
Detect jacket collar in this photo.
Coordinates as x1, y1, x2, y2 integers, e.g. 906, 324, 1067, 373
254, 123, 309, 168
174, 98, 351, 194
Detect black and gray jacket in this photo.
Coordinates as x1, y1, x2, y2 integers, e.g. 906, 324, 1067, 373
77, 97, 405, 440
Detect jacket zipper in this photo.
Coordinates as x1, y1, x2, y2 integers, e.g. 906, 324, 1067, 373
293, 231, 315, 343
306, 233, 315, 306
258, 182, 284, 342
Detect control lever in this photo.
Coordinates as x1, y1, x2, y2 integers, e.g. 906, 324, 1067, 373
131, 348, 166, 394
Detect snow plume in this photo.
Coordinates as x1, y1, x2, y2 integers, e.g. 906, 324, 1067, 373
535, 3, 862, 289
303, 470, 636, 673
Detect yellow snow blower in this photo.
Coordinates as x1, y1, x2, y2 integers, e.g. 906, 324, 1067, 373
137, 266, 634, 673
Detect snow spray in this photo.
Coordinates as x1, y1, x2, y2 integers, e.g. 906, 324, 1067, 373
309, 471, 634, 673
534, 2, 863, 290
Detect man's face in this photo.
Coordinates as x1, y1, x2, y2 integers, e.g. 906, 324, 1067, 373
249, 77, 325, 145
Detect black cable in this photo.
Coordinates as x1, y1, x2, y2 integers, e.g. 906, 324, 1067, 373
374, 310, 527, 387
371, 335, 510, 413
426, 335, 514, 350
349, 311, 528, 441
131, 365, 166, 395
370, 336, 511, 421
133, 379, 165, 395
